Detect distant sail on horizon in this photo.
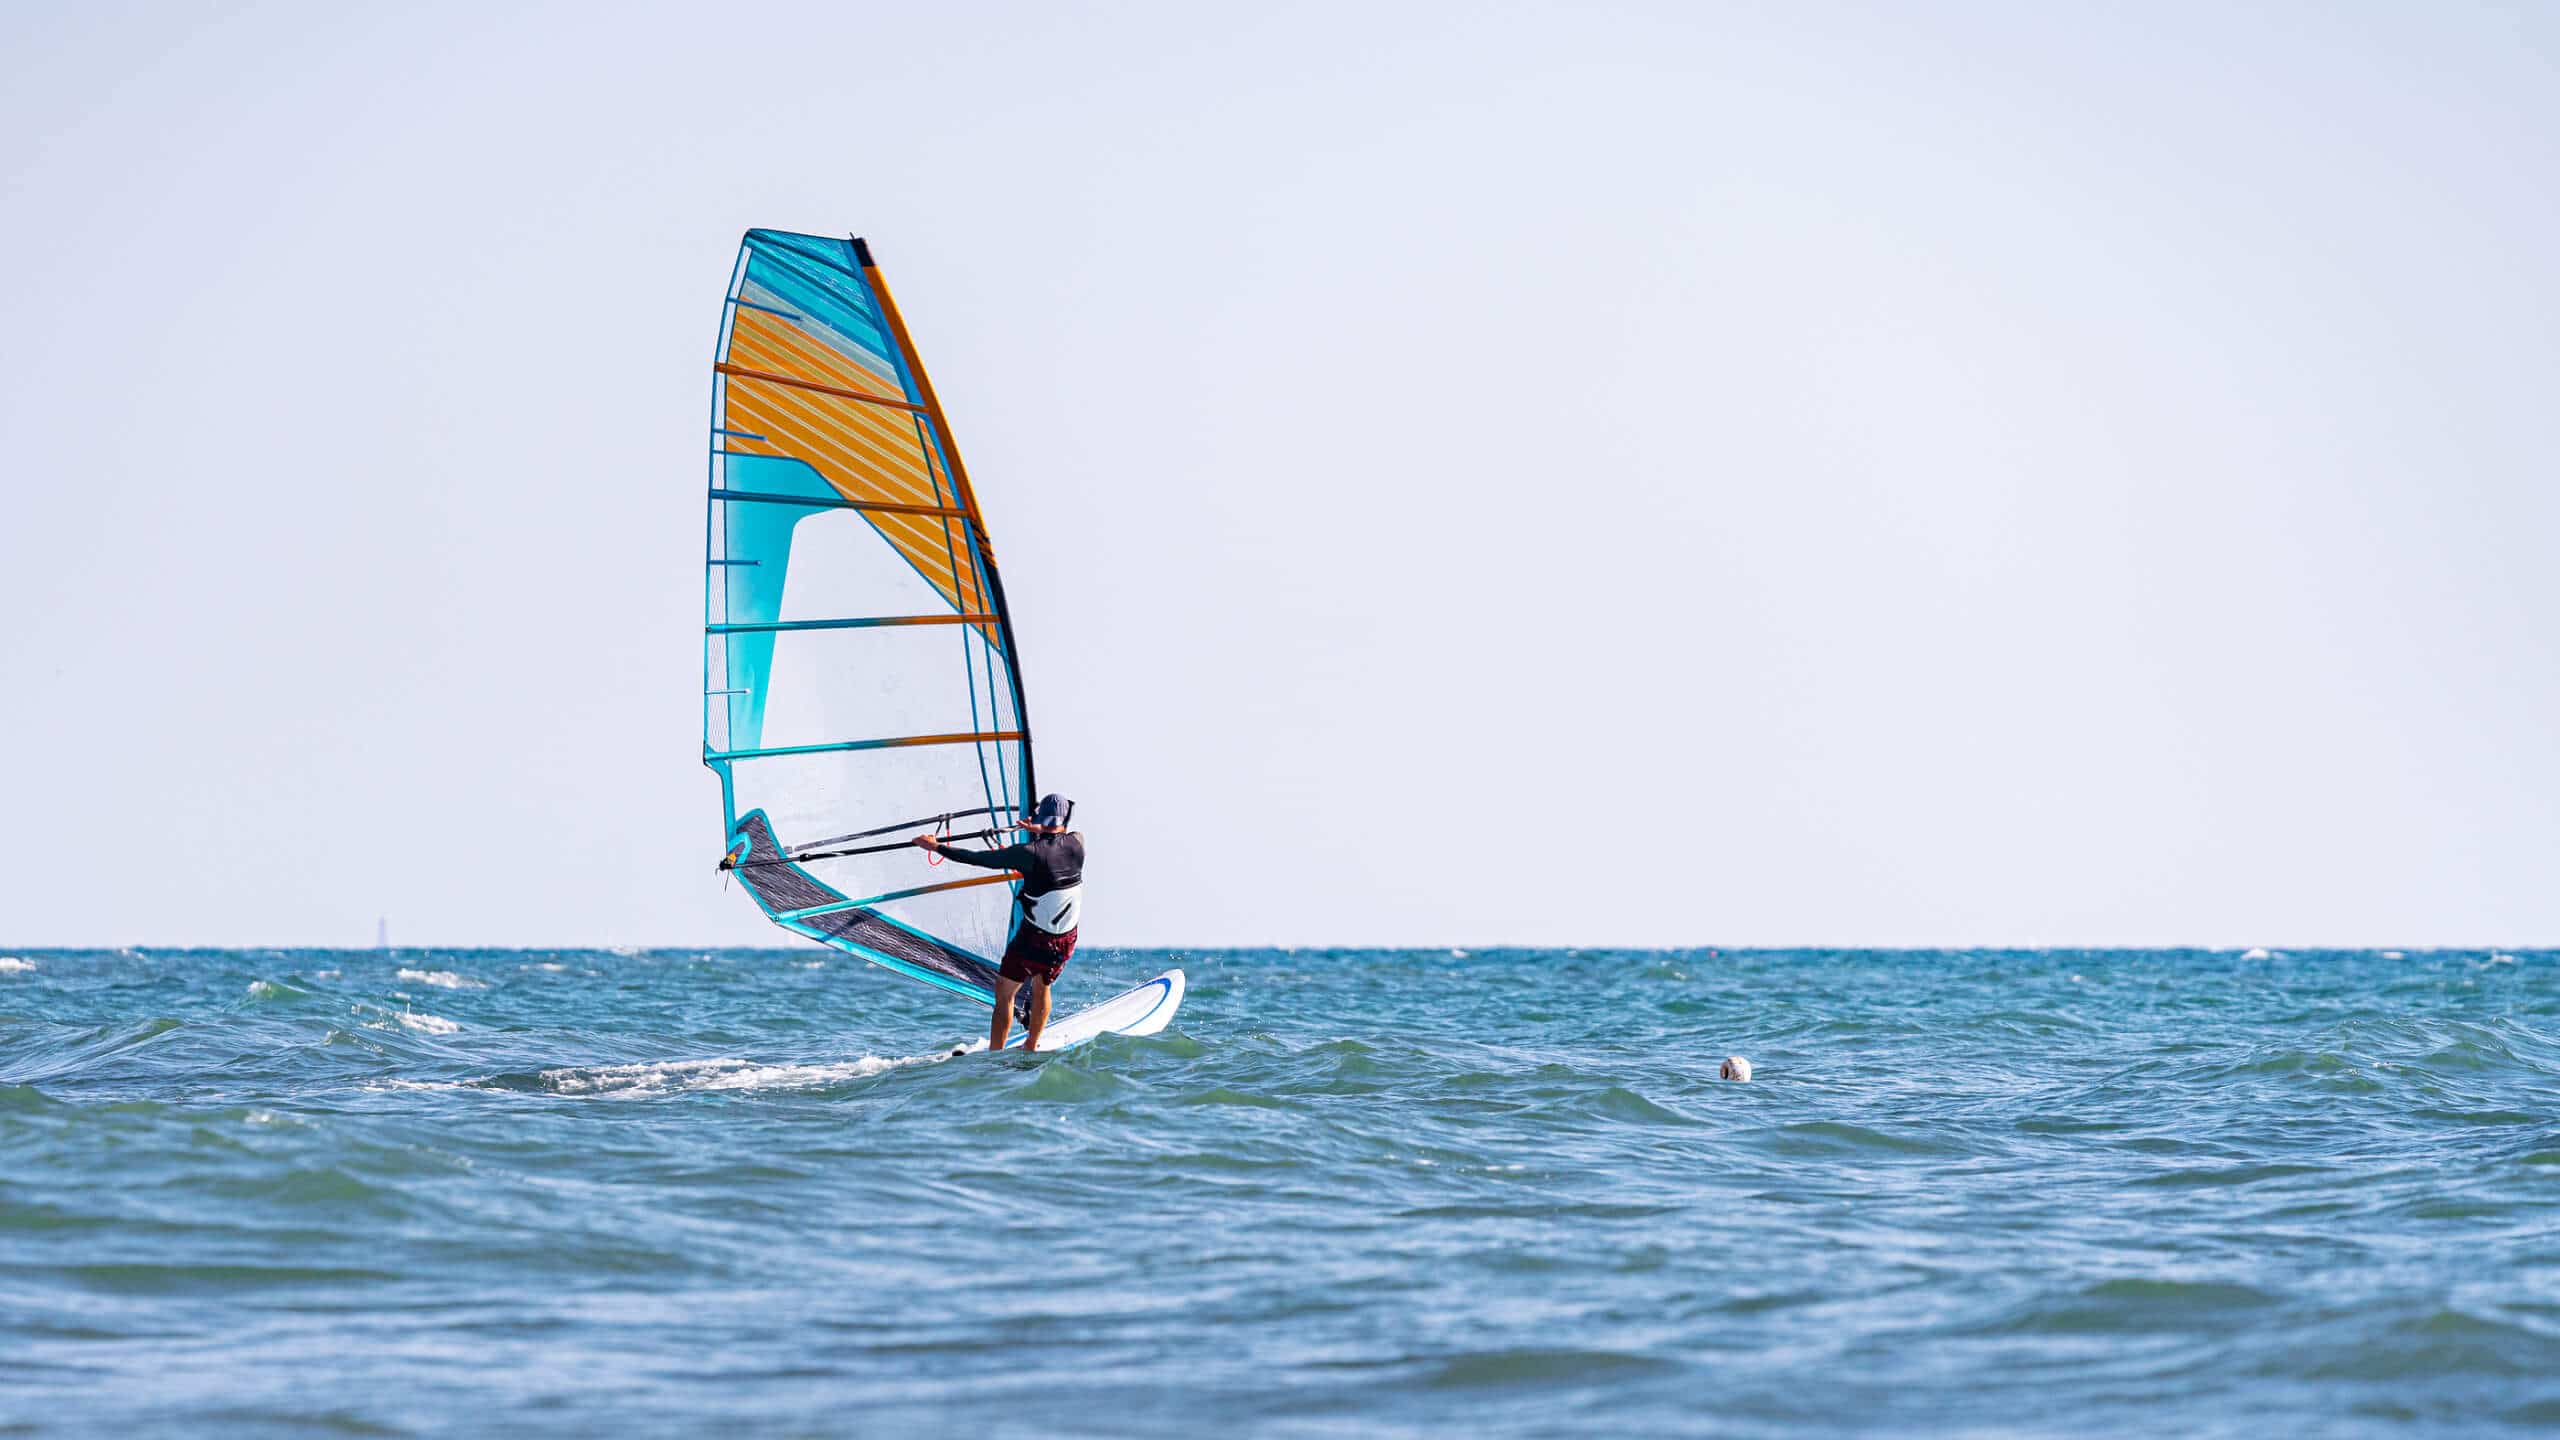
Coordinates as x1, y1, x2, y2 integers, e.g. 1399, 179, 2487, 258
703, 230, 1036, 1012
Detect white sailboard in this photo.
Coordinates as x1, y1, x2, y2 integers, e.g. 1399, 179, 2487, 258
951, 969, 1186, 1056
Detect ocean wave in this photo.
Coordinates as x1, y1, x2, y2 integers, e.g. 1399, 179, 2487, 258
350, 1002, 462, 1036
1979, 1277, 2283, 1337
3, 1018, 185, 1084
44, 1260, 402, 1295
0, 1082, 59, 1113
2294, 1308, 2560, 1381
2129, 1161, 2327, 1189
396, 969, 484, 990
1413, 1347, 1680, 1389
0, 957, 35, 974
1760, 1119, 1969, 1158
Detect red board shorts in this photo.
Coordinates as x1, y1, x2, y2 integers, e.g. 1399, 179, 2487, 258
998, 925, 1077, 986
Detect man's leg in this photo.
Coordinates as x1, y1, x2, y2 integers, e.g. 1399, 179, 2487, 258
1023, 976, 1052, 1052
990, 977, 1020, 1052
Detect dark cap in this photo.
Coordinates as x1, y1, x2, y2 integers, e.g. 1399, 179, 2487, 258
1030, 793, 1074, 828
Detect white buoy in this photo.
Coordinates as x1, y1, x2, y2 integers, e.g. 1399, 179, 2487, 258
1720, 1056, 1752, 1082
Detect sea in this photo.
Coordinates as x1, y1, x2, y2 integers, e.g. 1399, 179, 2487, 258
3, 946, 2556, 1437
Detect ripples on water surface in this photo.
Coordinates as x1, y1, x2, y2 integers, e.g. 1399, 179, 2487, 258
4, 947, 2558, 1436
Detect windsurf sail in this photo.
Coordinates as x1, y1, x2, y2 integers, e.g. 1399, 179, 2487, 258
703, 230, 1034, 1010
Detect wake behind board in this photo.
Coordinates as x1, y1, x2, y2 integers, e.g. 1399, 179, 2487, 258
954, 969, 1185, 1056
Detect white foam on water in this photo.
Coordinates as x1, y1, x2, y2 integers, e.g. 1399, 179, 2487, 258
532, 963, 566, 972
2241, 947, 2273, 960
367, 1051, 935, 1098
2488, 953, 2518, 965
2381, 951, 2406, 960
0, 957, 36, 974
246, 980, 292, 998
397, 969, 484, 990
539, 1054, 923, 1097
801, 961, 825, 969
313, 970, 341, 979
396, 1012, 462, 1035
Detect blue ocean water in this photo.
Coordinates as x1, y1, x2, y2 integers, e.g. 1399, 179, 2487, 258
3, 946, 2557, 1437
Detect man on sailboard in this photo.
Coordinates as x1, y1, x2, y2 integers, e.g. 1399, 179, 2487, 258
915, 793, 1083, 1053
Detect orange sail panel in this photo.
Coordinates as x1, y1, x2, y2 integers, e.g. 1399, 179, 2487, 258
719, 303, 992, 626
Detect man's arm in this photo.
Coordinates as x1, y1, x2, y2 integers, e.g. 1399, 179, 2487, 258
913, 835, 1026, 871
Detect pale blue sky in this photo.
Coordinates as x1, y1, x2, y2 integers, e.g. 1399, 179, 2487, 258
3, 2, 2553, 948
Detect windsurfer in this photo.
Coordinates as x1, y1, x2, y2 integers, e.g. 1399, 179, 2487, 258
916, 792, 1083, 1052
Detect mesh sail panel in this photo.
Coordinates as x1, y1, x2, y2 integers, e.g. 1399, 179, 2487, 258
727, 814, 1006, 1003
706, 231, 1034, 991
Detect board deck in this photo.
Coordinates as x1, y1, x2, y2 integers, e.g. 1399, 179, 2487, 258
954, 969, 1185, 1055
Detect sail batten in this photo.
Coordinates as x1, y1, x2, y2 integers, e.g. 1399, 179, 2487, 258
708, 730, 1027, 763
704, 230, 1034, 999
713, 361, 926, 414
707, 487, 969, 518
707, 614, 1001, 635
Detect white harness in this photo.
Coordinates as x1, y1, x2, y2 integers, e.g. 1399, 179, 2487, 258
1022, 884, 1082, 935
